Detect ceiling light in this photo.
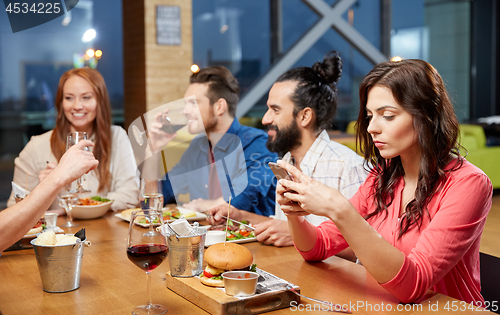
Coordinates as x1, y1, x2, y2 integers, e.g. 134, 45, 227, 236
82, 29, 96, 43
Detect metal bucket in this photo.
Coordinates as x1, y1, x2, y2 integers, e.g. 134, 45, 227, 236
167, 228, 206, 277
30, 237, 89, 293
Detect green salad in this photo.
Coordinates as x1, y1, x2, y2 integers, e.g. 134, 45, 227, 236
90, 196, 111, 202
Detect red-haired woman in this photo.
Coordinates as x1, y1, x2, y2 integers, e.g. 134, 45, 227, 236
8, 67, 139, 211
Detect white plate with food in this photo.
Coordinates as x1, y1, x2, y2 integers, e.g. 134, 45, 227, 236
116, 206, 207, 227
72, 196, 113, 220
24, 218, 46, 237
205, 236, 258, 246
6, 221, 64, 251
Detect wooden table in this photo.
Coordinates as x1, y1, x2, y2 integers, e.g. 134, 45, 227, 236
0, 212, 494, 315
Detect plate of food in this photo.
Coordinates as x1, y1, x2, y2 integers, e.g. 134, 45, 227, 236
25, 217, 46, 237
72, 196, 113, 220
116, 206, 207, 227
205, 220, 257, 246
7, 218, 62, 251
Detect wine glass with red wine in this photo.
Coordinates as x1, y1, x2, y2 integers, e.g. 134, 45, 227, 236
127, 210, 168, 315
160, 107, 188, 134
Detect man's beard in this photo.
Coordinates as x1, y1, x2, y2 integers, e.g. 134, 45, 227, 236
266, 119, 301, 154
203, 112, 218, 134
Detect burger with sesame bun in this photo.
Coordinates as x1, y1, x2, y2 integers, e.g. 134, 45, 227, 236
200, 242, 254, 287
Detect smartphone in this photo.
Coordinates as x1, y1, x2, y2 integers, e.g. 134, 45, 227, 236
268, 162, 294, 181
268, 162, 298, 204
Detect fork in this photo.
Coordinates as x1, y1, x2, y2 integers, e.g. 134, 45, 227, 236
203, 211, 255, 230
285, 284, 352, 314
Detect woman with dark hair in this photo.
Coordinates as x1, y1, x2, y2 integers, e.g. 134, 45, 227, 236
276, 59, 492, 304
8, 67, 139, 211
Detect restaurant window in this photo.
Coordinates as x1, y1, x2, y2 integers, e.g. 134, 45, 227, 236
391, 0, 472, 123
281, 0, 382, 129
192, 0, 476, 129
191, 0, 381, 130
192, 0, 271, 100
0, 0, 124, 207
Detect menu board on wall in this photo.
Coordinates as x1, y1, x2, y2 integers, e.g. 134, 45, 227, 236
156, 5, 181, 46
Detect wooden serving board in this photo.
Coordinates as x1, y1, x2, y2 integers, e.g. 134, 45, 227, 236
166, 272, 300, 315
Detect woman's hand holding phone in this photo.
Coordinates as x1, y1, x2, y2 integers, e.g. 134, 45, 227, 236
268, 162, 294, 181
269, 161, 306, 212
276, 160, 349, 219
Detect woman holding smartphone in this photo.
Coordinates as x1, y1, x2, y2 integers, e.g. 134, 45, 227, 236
276, 59, 492, 305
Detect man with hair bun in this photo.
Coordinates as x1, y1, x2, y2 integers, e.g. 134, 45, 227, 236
207, 51, 368, 249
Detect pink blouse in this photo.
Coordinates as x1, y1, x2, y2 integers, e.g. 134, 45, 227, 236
297, 158, 492, 304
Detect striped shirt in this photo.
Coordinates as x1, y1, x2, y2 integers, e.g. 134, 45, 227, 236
273, 130, 368, 226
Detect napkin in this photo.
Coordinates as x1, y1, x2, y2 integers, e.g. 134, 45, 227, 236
168, 218, 196, 236
12, 181, 30, 199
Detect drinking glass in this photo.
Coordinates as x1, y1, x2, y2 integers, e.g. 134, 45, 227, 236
66, 132, 91, 193
131, 107, 188, 147
140, 179, 164, 237
57, 193, 79, 228
127, 210, 168, 315
159, 107, 188, 134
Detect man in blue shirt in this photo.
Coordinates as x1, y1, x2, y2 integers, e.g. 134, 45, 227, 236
147, 66, 277, 217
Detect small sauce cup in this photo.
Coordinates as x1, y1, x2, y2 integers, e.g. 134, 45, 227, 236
44, 212, 59, 228
222, 271, 259, 296
205, 230, 226, 246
